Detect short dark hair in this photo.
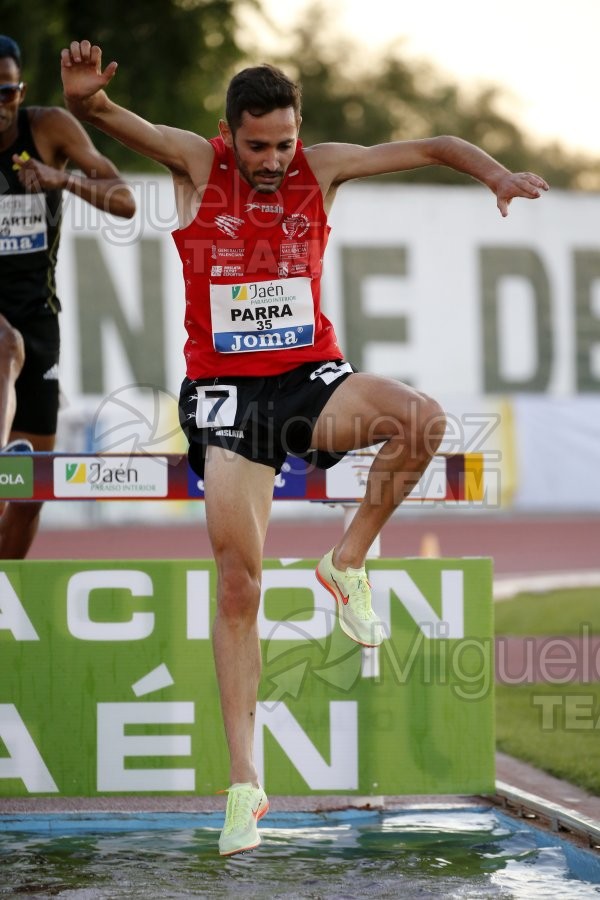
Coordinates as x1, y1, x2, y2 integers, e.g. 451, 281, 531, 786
0, 35, 22, 70
225, 64, 301, 133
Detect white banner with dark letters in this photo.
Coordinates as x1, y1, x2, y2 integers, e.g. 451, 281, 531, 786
49, 180, 600, 512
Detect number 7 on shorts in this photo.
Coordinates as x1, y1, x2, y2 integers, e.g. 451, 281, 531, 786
195, 385, 238, 429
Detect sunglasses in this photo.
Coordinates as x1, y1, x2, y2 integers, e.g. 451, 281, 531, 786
0, 82, 24, 103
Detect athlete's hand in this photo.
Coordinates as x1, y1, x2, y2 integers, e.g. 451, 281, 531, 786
495, 171, 549, 217
60, 40, 117, 102
12, 154, 66, 192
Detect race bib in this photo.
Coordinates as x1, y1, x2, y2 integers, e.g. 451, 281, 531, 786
0, 193, 48, 255
210, 277, 315, 353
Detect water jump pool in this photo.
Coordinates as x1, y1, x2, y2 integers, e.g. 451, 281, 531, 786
1, 805, 600, 899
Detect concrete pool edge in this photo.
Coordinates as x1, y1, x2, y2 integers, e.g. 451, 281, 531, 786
490, 782, 600, 851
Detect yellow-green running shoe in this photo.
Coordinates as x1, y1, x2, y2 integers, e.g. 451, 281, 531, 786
316, 548, 384, 647
218, 782, 269, 856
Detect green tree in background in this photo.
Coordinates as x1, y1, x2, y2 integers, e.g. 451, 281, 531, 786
1, 0, 597, 187
1, 0, 250, 171
266, 2, 599, 190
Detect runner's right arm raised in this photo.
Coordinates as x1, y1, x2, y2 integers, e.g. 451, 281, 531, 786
60, 40, 212, 178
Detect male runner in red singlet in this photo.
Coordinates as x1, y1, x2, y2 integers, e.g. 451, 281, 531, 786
61, 40, 548, 856
0, 35, 135, 558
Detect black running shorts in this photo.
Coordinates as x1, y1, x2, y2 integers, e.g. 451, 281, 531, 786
12, 312, 60, 435
179, 359, 356, 477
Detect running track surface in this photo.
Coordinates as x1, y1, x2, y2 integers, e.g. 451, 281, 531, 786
29, 512, 600, 575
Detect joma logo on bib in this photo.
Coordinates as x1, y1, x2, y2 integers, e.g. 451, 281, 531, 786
0, 235, 38, 253
230, 331, 301, 351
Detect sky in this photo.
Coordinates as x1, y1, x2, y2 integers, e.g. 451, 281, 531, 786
255, 0, 599, 157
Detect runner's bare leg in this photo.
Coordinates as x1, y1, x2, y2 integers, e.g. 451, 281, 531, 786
311, 373, 446, 568
204, 446, 275, 785
0, 315, 25, 447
